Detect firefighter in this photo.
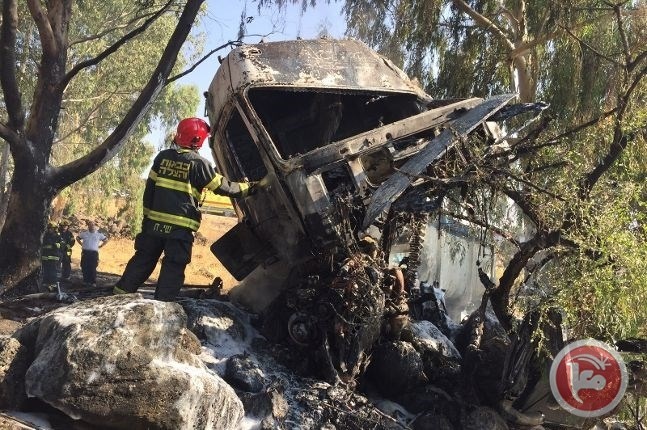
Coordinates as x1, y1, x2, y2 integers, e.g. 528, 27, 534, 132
113, 117, 256, 301
42, 221, 62, 291
58, 221, 75, 281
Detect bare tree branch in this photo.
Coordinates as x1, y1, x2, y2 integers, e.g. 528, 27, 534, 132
518, 0, 527, 42
521, 252, 554, 285
26, 0, 57, 57
496, 169, 566, 201
525, 161, 569, 174
450, 0, 514, 50
543, 107, 619, 145
53, 93, 117, 145
496, 6, 518, 38
613, 4, 632, 66
59, 0, 173, 91
0, 122, 20, 146
579, 63, 647, 199
579, 134, 628, 200
509, 12, 615, 60
562, 25, 624, 67
0, 0, 25, 131
69, 7, 158, 46
166, 40, 242, 85
491, 234, 545, 330
499, 186, 541, 226
52, 0, 206, 189
442, 209, 521, 248
558, 236, 605, 260
628, 49, 647, 73
509, 28, 563, 59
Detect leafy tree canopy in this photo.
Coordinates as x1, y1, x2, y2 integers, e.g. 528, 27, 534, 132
262, 0, 647, 342
0, 0, 207, 295
5, 0, 203, 229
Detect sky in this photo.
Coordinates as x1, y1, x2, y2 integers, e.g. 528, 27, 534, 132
169, 0, 348, 162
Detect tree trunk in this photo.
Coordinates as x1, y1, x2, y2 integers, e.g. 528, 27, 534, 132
0, 142, 10, 230
0, 161, 54, 298
512, 54, 535, 103
0, 0, 205, 297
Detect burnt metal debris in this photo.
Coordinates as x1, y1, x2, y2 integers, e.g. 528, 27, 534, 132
203, 39, 599, 427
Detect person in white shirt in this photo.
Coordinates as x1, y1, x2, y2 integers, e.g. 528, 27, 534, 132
76, 220, 108, 287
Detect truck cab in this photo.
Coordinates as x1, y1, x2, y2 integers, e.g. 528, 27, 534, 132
205, 39, 499, 289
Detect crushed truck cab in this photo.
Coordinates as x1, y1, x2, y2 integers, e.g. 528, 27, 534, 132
205, 38, 509, 283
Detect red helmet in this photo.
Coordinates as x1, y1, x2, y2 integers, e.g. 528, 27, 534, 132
174, 117, 211, 149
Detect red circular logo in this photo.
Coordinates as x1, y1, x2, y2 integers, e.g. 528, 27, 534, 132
550, 339, 628, 418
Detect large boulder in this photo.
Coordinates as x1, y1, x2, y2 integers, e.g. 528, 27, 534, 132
408, 320, 461, 361
179, 299, 252, 348
0, 336, 30, 409
178, 299, 256, 375
19, 294, 243, 430
225, 354, 266, 393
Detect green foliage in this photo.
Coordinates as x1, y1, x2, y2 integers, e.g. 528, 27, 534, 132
325, 0, 647, 339
10, 0, 205, 229
548, 114, 647, 340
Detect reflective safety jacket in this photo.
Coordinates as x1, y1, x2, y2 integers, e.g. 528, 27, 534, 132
42, 230, 62, 261
59, 230, 75, 256
142, 148, 250, 237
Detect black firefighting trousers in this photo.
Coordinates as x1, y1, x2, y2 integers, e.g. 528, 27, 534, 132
115, 232, 192, 301
60, 254, 72, 280
42, 259, 59, 285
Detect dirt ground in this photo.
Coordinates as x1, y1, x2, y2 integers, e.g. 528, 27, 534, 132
70, 214, 238, 289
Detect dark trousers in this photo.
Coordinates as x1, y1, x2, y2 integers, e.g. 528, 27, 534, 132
42, 259, 59, 285
116, 232, 192, 301
81, 250, 99, 284
61, 254, 72, 280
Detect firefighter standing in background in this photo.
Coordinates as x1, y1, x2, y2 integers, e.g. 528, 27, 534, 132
58, 221, 75, 281
113, 117, 256, 301
42, 222, 62, 291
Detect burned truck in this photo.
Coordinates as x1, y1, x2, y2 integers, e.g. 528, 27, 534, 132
205, 38, 518, 382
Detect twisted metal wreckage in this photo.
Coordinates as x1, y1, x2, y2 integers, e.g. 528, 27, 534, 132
203, 39, 590, 426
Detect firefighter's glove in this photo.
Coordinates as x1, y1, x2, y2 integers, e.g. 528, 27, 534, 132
245, 181, 260, 197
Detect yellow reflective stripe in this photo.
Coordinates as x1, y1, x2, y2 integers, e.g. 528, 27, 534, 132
239, 182, 250, 197
148, 170, 158, 181
143, 207, 150, 216
113, 286, 128, 295
153, 176, 201, 200
145, 209, 200, 231
205, 174, 223, 191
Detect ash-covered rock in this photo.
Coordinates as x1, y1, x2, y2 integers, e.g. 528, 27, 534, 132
0, 336, 30, 409
239, 383, 289, 429
292, 382, 408, 430
225, 353, 266, 393
0, 290, 577, 430
407, 320, 461, 361
180, 298, 252, 347
15, 294, 244, 430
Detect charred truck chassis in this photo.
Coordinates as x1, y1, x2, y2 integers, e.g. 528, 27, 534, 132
205, 39, 543, 399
